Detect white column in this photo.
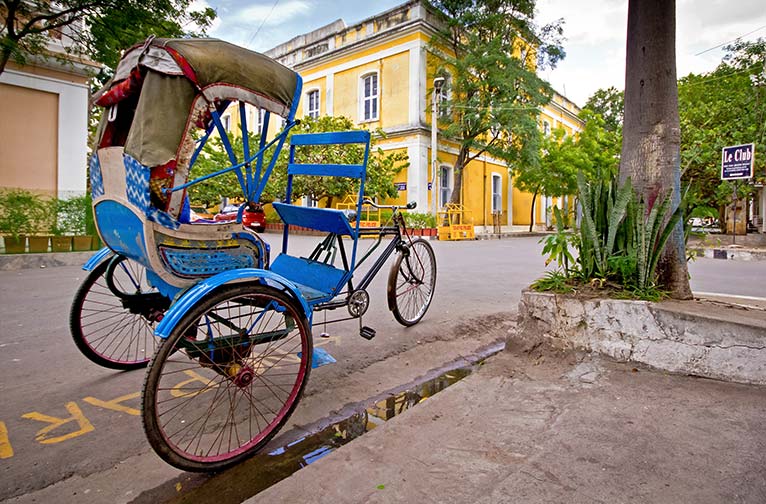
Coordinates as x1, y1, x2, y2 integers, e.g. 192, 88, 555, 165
325, 73, 334, 116
406, 139, 430, 211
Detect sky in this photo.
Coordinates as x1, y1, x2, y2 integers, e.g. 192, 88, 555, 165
194, 0, 766, 106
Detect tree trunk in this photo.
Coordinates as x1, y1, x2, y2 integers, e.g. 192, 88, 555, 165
529, 189, 539, 232
0, 46, 13, 77
449, 146, 469, 207
619, 0, 692, 299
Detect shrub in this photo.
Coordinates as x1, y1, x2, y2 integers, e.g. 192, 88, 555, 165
51, 195, 90, 235
402, 211, 436, 229
0, 189, 48, 238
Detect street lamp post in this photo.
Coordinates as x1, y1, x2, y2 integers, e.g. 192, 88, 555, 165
431, 77, 444, 218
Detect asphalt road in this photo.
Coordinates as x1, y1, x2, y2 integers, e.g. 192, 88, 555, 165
0, 235, 763, 501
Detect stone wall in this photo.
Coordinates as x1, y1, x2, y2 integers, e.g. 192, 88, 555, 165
516, 290, 766, 385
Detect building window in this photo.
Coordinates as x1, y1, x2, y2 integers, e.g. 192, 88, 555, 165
437, 76, 450, 118
222, 114, 231, 132
255, 108, 265, 132
491, 173, 502, 212
302, 195, 318, 208
360, 72, 378, 121
439, 165, 453, 208
248, 106, 266, 134
307, 89, 320, 118
542, 120, 551, 137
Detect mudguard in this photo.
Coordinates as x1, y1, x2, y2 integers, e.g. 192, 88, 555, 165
154, 268, 311, 339
82, 247, 114, 271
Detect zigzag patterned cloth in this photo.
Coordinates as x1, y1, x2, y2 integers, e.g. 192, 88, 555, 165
90, 154, 104, 198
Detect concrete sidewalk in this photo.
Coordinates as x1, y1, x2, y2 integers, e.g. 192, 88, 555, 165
247, 343, 766, 504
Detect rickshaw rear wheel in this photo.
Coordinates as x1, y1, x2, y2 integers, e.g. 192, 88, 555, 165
387, 238, 437, 326
142, 283, 312, 472
70, 255, 164, 370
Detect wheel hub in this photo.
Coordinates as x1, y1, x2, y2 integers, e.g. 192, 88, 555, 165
228, 363, 255, 388
347, 289, 370, 318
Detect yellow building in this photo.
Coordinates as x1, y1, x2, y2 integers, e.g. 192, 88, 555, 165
264, 0, 584, 231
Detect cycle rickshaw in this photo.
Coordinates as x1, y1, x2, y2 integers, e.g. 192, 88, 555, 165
71, 37, 437, 471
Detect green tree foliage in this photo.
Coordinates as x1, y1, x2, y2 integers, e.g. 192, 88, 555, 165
189, 116, 408, 209
512, 109, 620, 231
678, 38, 766, 218
427, 0, 565, 205
0, 0, 215, 78
583, 86, 624, 133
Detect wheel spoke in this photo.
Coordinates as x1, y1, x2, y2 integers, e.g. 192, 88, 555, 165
143, 285, 311, 471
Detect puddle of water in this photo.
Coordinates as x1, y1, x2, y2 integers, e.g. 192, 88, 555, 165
161, 365, 477, 503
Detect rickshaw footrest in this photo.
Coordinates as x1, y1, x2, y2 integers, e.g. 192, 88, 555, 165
360, 326, 376, 340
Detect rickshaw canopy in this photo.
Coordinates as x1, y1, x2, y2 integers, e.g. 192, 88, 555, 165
94, 37, 300, 169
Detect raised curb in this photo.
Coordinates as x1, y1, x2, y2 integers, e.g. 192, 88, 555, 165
0, 251, 95, 271
690, 247, 766, 261
516, 290, 766, 385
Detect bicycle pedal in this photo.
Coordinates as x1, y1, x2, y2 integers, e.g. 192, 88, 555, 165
359, 326, 376, 340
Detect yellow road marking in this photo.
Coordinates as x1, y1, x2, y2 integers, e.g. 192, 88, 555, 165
0, 421, 13, 458
171, 370, 217, 398
22, 402, 95, 444
83, 392, 141, 416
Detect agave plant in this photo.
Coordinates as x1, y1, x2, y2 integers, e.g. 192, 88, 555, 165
576, 171, 633, 279
573, 171, 685, 296
624, 189, 685, 291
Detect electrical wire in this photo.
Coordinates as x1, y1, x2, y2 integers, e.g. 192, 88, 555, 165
694, 24, 766, 56
247, 0, 281, 48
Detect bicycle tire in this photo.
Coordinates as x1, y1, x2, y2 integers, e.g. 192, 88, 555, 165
69, 256, 164, 370
142, 283, 312, 472
386, 238, 437, 326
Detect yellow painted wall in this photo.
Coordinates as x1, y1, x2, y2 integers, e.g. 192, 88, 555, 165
380, 51, 409, 127
512, 186, 542, 226
329, 49, 409, 128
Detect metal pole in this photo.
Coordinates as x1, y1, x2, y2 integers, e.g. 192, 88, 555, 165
732, 181, 737, 245
431, 87, 438, 218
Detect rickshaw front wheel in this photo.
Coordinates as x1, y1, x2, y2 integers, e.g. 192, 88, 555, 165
142, 283, 312, 472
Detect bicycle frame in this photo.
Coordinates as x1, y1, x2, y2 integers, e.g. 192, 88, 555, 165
310, 211, 413, 320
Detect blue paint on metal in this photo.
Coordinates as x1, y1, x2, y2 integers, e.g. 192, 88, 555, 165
270, 254, 346, 299
93, 200, 147, 263
252, 111, 270, 201
290, 130, 371, 145
154, 268, 310, 339
287, 163, 365, 179
272, 203, 355, 236
146, 270, 181, 299
82, 247, 113, 271
239, 102, 252, 196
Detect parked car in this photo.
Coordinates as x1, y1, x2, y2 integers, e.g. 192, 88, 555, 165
214, 203, 266, 233
189, 205, 214, 220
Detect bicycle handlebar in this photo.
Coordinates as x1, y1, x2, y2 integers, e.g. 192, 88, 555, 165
362, 199, 417, 211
